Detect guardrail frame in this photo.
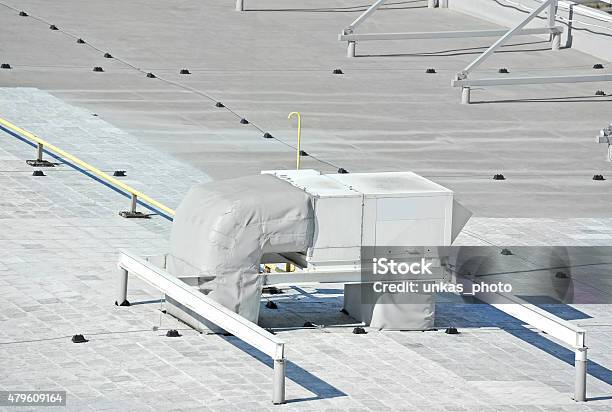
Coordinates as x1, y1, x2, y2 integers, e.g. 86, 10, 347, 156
451, 0, 612, 103
337, 0, 562, 58
0, 117, 175, 219
116, 250, 287, 404
455, 273, 588, 402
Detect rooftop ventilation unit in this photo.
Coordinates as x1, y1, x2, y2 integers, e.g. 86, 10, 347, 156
165, 170, 471, 330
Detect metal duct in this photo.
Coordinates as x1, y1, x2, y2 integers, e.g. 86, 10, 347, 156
167, 174, 314, 323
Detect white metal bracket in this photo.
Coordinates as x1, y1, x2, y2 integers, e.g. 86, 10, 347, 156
338, 0, 559, 58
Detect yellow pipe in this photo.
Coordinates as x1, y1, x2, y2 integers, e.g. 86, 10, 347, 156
0, 117, 176, 216
287, 112, 301, 170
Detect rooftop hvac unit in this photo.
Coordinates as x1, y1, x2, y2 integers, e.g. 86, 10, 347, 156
166, 170, 471, 330
262, 169, 471, 269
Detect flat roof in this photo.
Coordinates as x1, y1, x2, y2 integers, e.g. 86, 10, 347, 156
0, 0, 611, 217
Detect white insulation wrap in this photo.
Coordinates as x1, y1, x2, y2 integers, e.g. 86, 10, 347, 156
167, 174, 314, 323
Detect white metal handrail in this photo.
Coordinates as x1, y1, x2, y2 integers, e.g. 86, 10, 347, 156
452, 73, 612, 86
116, 251, 286, 404
456, 274, 588, 401
459, 0, 559, 77
452, 0, 612, 103
336, 0, 561, 58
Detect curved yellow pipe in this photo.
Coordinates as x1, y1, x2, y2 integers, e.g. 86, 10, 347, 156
287, 112, 301, 170
0, 117, 176, 216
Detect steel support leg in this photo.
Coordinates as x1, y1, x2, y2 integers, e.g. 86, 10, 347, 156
131, 194, 138, 213
236, 0, 244, 12
347, 41, 356, 58
428, 0, 437, 8
116, 268, 129, 306
272, 358, 286, 404
574, 347, 587, 402
37, 143, 43, 162
548, 0, 559, 50
439, 0, 448, 7
461, 87, 471, 104
551, 32, 561, 50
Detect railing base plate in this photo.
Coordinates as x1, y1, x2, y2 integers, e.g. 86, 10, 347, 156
26, 159, 57, 167
119, 211, 151, 219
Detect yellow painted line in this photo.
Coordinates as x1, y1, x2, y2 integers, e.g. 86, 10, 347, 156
0, 117, 176, 216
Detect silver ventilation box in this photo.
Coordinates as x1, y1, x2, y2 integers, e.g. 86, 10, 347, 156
262, 169, 472, 270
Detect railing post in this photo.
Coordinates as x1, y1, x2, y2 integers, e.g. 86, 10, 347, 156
27, 141, 54, 167
272, 358, 286, 404
548, 0, 560, 50
574, 347, 587, 402
343, 0, 386, 58
236, 0, 244, 12
461, 87, 471, 104
120, 193, 148, 218
347, 41, 356, 58
115, 267, 130, 306
131, 193, 138, 214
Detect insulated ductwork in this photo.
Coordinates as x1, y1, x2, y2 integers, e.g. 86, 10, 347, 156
167, 174, 314, 323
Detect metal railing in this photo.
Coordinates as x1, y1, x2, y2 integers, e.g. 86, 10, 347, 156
337, 0, 560, 58
116, 251, 286, 404
457, 275, 588, 401
0, 117, 175, 219
450, 0, 612, 103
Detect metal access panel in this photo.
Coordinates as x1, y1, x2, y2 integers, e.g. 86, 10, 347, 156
265, 170, 462, 270
329, 172, 454, 246
264, 170, 364, 269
